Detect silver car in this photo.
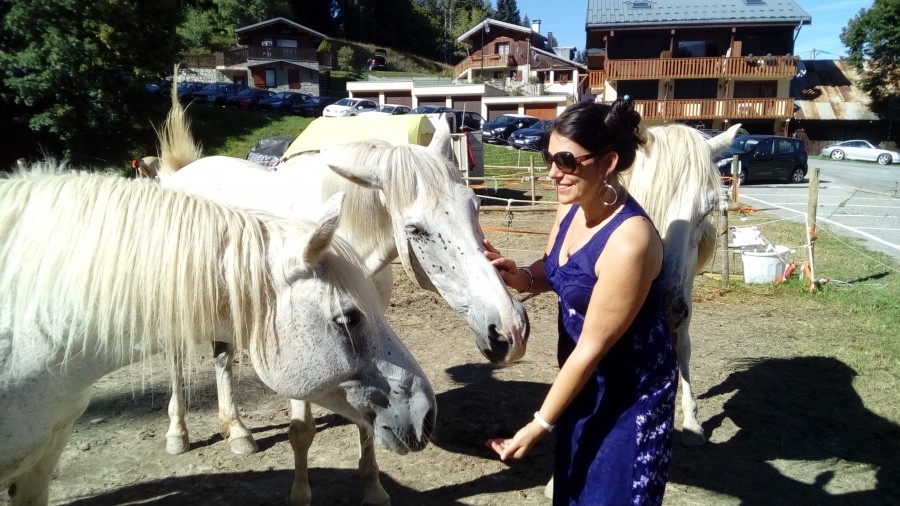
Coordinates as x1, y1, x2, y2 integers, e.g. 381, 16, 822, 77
820, 140, 900, 165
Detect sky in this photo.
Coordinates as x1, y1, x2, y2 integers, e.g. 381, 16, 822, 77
511, 0, 872, 60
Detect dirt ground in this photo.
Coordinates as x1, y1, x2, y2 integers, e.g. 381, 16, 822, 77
6, 210, 899, 506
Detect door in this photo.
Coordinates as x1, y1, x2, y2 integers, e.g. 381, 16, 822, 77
748, 138, 776, 180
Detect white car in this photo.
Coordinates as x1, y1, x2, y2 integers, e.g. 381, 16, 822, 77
359, 104, 411, 116
820, 140, 900, 165
322, 98, 378, 117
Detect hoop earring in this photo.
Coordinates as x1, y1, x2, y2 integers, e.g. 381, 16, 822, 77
599, 182, 618, 206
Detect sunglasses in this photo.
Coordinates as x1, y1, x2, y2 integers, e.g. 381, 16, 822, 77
541, 149, 603, 174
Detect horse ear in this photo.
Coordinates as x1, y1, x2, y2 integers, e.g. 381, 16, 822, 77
301, 192, 345, 267
428, 114, 453, 159
708, 123, 741, 154
327, 164, 384, 190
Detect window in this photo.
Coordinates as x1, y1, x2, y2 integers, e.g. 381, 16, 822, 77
676, 41, 706, 58
276, 39, 297, 48
261, 39, 273, 47
775, 139, 795, 154
265, 69, 276, 88
496, 42, 509, 56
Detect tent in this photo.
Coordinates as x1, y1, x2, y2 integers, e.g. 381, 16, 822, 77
283, 114, 436, 158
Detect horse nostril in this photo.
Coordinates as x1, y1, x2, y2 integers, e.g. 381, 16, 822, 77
480, 324, 510, 364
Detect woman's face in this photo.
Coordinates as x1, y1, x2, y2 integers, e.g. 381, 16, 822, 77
546, 132, 610, 206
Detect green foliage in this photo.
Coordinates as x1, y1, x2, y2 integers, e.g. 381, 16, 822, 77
337, 46, 355, 71
0, 0, 183, 166
842, 0, 900, 125
495, 0, 522, 25
317, 39, 333, 54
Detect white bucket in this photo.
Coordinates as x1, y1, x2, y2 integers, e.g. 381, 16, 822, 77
741, 245, 791, 284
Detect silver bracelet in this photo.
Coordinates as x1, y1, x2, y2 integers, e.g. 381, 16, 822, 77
533, 411, 554, 432
517, 266, 534, 293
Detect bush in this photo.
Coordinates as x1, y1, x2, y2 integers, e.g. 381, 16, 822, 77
337, 46, 355, 71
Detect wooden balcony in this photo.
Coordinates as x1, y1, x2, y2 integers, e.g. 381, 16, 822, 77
589, 55, 798, 85
453, 54, 516, 77
615, 98, 795, 121
222, 47, 326, 66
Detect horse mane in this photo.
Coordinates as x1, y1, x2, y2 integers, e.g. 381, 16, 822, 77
319, 139, 464, 258
624, 124, 722, 243
0, 167, 375, 381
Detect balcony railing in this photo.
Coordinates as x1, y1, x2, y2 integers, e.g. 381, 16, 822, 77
613, 98, 794, 121
221, 47, 328, 66
589, 55, 798, 84
453, 54, 515, 77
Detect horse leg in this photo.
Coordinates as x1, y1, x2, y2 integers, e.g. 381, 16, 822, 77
165, 353, 190, 454
213, 341, 258, 454
676, 318, 706, 446
288, 399, 315, 506
357, 424, 390, 506
8, 395, 88, 506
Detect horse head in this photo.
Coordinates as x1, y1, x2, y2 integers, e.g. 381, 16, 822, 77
326, 147, 530, 366
253, 192, 436, 453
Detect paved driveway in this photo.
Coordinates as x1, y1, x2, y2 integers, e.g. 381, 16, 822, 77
733, 172, 900, 262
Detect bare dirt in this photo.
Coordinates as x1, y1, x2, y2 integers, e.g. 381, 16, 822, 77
6, 210, 899, 506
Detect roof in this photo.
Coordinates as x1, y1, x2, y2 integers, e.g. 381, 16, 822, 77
791, 59, 879, 121
235, 17, 327, 40
586, 0, 811, 28
457, 18, 547, 44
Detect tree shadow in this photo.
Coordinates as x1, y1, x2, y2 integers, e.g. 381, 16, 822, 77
669, 356, 900, 504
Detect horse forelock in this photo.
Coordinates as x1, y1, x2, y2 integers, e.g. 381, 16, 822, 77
0, 169, 273, 380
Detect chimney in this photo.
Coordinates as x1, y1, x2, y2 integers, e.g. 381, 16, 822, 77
532, 19, 541, 34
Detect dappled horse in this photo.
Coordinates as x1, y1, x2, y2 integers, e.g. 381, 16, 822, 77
0, 168, 435, 506
625, 123, 739, 446
157, 84, 528, 505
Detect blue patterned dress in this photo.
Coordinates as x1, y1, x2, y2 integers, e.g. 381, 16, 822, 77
544, 197, 677, 506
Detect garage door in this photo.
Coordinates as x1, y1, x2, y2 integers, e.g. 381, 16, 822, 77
417, 96, 447, 108
384, 92, 412, 107
487, 105, 517, 120
353, 93, 379, 102
452, 96, 481, 113
524, 103, 558, 120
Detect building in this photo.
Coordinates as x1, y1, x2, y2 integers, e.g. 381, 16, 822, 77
585, 0, 811, 134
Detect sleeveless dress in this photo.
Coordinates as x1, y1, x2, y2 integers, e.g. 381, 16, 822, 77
544, 197, 677, 506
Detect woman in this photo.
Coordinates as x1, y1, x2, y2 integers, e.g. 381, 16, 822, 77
484, 98, 677, 505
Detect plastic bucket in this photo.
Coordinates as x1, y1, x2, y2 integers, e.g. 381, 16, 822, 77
741, 245, 791, 284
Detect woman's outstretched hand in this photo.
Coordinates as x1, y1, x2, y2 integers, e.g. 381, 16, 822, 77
486, 421, 545, 461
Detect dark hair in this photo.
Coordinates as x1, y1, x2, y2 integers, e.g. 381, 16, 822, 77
546, 98, 644, 172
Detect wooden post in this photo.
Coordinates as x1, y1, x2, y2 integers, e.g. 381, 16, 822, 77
720, 201, 730, 285
529, 154, 536, 205
731, 154, 740, 204
807, 167, 820, 292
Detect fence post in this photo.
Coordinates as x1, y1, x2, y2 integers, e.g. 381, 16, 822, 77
807, 167, 820, 292
720, 201, 730, 285
529, 154, 536, 205
731, 155, 741, 204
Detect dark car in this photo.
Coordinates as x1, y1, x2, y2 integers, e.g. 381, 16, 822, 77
192, 83, 246, 106
714, 135, 808, 185
508, 119, 552, 150
367, 49, 388, 71
291, 96, 339, 117
449, 110, 484, 133
227, 88, 275, 110
409, 105, 454, 115
175, 81, 206, 104
481, 114, 540, 144
258, 91, 309, 113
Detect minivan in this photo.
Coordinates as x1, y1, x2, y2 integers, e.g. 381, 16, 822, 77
715, 135, 808, 184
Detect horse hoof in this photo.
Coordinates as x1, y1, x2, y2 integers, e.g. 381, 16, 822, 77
544, 476, 554, 498
228, 436, 259, 455
681, 430, 706, 447
166, 436, 190, 455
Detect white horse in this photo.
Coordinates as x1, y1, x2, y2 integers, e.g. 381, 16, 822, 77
0, 168, 435, 506
155, 83, 528, 505
625, 123, 739, 446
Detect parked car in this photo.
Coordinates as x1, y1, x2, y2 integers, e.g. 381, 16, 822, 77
508, 119, 552, 150
481, 114, 540, 144
409, 105, 454, 115
227, 88, 275, 110
291, 96, 339, 117
175, 81, 206, 104
819, 140, 900, 165
714, 135, 808, 184
367, 48, 388, 71
449, 110, 484, 132
192, 83, 247, 106
322, 98, 378, 117
360, 104, 411, 116
258, 91, 309, 113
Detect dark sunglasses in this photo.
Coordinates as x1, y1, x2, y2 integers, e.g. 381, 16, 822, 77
541, 149, 603, 173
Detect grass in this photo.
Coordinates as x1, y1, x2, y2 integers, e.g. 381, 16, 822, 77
184, 105, 314, 158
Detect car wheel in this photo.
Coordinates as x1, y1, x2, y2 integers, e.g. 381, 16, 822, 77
877, 153, 892, 165
830, 150, 845, 161
789, 167, 805, 184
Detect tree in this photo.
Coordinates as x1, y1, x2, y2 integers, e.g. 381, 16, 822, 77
842, 0, 900, 132
495, 0, 521, 25
0, 0, 183, 166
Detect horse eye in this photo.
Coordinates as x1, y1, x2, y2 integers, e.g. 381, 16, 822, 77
333, 308, 362, 329
405, 224, 428, 237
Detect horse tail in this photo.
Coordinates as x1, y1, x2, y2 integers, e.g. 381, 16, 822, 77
158, 66, 203, 177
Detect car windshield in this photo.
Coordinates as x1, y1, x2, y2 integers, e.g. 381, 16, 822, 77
491, 115, 526, 126
730, 138, 759, 151
532, 120, 552, 130
333, 98, 356, 107
273, 92, 293, 99
373, 105, 394, 112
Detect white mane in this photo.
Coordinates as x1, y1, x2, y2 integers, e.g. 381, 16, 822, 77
0, 168, 371, 381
